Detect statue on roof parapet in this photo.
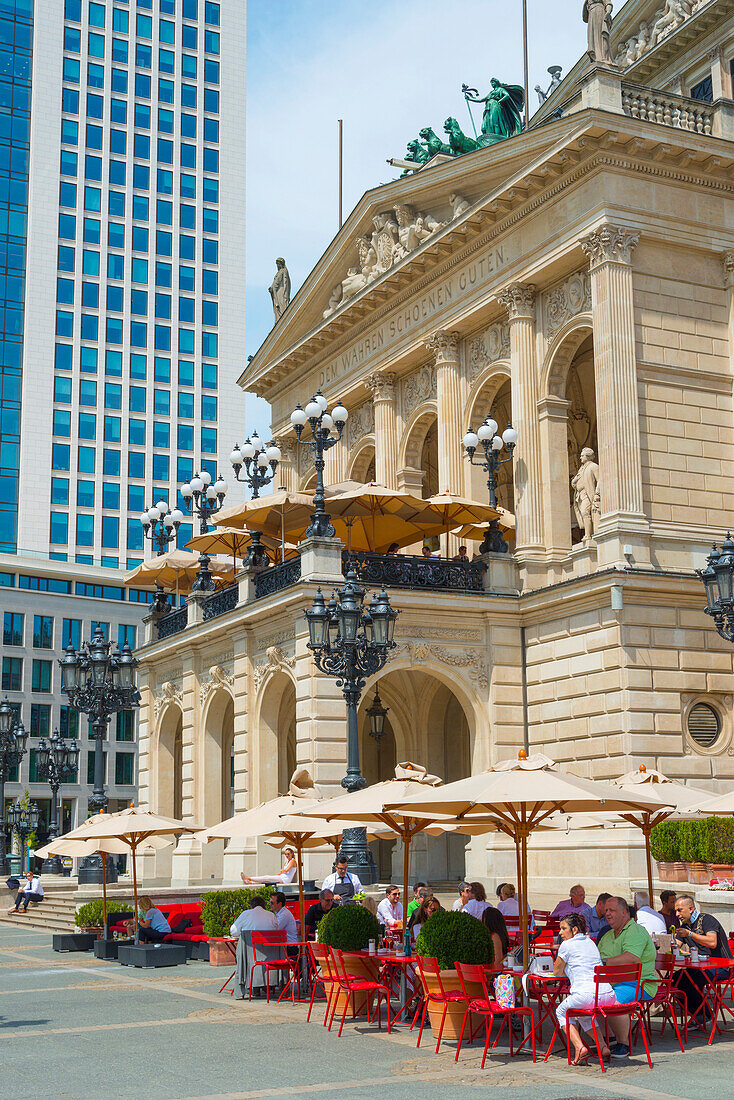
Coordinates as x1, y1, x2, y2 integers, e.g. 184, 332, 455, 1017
269, 258, 291, 324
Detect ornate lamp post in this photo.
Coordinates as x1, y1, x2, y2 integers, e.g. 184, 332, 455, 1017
140, 499, 184, 555
462, 415, 518, 553
35, 728, 80, 875
7, 799, 39, 875
697, 534, 734, 642
180, 470, 227, 534
306, 573, 398, 881
0, 698, 28, 874
59, 626, 139, 883
290, 392, 348, 538
230, 434, 281, 498
366, 687, 389, 744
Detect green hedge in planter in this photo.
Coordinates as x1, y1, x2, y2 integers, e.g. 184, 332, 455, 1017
650, 820, 683, 863
74, 899, 132, 928
317, 903, 380, 951
200, 886, 273, 938
415, 910, 494, 971
700, 816, 734, 864
679, 819, 707, 863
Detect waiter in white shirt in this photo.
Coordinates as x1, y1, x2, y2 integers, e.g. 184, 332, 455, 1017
321, 854, 363, 903
270, 891, 299, 946
376, 885, 403, 928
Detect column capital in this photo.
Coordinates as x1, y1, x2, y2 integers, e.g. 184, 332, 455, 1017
722, 250, 734, 289
497, 282, 536, 320
366, 370, 396, 402
580, 223, 639, 269
425, 329, 461, 365
272, 434, 297, 461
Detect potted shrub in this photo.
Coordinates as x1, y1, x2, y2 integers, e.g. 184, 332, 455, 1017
414, 910, 495, 1040
74, 899, 133, 938
318, 903, 382, 1017
650, 820, 684, 882
201, 886, 273, 965
680, 819, 709, 884
701, 816, 734, 879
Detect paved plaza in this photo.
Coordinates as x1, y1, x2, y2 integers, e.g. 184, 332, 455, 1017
1, 925, 732, 1100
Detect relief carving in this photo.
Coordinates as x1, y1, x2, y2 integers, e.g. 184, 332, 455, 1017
254, 645, 296, 689
614, 0, 710, 68
199, 664, 234, 705
468, 322, 510, 381
153, 680, 183, 719
385, 641, 488, 689
543, 270, 592, 339
347, 400, 376, 448
401, 363, 437, 417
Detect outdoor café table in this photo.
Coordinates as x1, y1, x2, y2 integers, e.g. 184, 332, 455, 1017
279, 941, 311, 1003
669, 956, 734, 1045
211, 937, 238, 995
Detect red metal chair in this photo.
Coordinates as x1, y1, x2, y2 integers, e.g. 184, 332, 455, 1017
306, 942, 340, 1026
414, 956, 471, 1054
329, 949, 392, 1038
455, 962, 536, 1066
249, 931, 297, 1003
645, 953, 687, 1051
565, 963, 652, 1073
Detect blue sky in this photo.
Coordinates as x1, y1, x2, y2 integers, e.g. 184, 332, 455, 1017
244, 0, 585, 439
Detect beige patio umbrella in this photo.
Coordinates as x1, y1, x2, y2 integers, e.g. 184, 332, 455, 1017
452, 504, 516, 543
213, 489, 315, 548
187, 527, 297, 567
297, 762, 445, 926
384, 751, 671, 967
62, 807, 200, 941
322, 482, 450, 553
124, 549, 235, 600
425, 493, 501, 556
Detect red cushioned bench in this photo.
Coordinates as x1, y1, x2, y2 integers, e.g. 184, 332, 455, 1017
109, 901, 210, 959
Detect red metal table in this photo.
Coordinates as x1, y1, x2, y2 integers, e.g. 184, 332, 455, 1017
211, 937, 238, 995
671, 957, 734, 1044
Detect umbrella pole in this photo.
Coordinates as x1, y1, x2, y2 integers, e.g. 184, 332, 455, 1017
514, 839, 523, 954
297, 844, 305, 943
643, 820, 654, 907
102, 850, 108, 940
520, 833, 530, 972
402, 830, 410, 939
132, 839, 140, 945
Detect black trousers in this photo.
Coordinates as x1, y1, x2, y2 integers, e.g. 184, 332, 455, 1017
675, 966, 730, 1020
138, 927, 168, 943
13, 892, 40, 911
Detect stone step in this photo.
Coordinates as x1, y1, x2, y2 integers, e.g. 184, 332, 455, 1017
0, 911, 75, 932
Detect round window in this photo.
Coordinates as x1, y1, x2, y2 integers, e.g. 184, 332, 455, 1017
687, 702, 722, 748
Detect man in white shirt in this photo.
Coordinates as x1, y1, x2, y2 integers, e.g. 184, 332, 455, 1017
9, 872, 43, 913
231, 896, 279, 1001
376, 885, 403, 928
321, 855, 363, 903
270, 891, 298, 945
633, 890, 666, 936
452, 882, 471, 911
230, 895, 278, 938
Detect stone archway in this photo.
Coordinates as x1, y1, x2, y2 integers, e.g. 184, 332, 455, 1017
157, 704, 183, 819
256, 670, 296, 803
400, 405, 438, 499
349, 441, 376, 484
202, 688, 234, 825
465, 367, 514, 516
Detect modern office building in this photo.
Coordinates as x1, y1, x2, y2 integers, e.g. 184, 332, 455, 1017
0, 0, 246, 834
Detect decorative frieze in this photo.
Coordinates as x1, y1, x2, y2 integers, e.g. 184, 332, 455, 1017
401, 363, 437, 417
253, 645, 296, 689
256, 628, 296, 652
580, 225, 639, 269
347, 400, 375, 448
153, 680, 183, 719
199, 664, 234, 705
386, 641, 488, 689
723, 251, 734, 289
614, 0, 712, 68
542, 271, 592, 339
467, 322, 511, 381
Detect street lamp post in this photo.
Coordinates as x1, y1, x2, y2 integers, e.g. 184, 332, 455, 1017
306, 573, 398, 882
462, 415, 518, 554
230, 434, 281, 498
0, 698, 28, 874
35, 728, 81, 875
140, 500, 184, 555
7, 799, 39, 875
179, 470, 228, 592
290, 392, 348, 538
59, 626, 140, 884
697, 534, 734, 642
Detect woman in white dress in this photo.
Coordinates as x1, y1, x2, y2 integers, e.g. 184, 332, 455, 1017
241, 847, 297, 885
554, 913, 617, 1064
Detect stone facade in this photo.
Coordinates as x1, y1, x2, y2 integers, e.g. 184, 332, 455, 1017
136, 2, 734, 896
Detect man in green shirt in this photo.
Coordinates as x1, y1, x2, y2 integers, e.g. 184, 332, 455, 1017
406, 883, 429, 921
597, 896, 658, 1059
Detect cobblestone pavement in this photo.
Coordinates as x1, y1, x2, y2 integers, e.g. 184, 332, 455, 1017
1, 926, 731, 1099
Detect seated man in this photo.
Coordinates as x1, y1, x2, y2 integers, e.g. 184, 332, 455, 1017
633, 890, 666, 936
128, 895, 171, 943
8, 871, 43, 914
452, 882, 471, 912
549, 884, 594, 924
231, 896, 279, 1000
304, 889, 334, 939
588, 892, 612, 942
406, 882, 427, 922
270, 891, 298, 947
321, 854, 363, 904
658, 889, 677, 926
598, 896, 658, 1059
672, 893, 733, 1028
230, 895, 278, 938
376, 885, 403, 929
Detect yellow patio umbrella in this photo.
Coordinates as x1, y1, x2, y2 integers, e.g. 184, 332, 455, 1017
187, 527, 296, 568
213, 489, 315, 546
384, 751, 671, 967
452, 504, 516, 544
123, 549, 235, 600
424, 493, 501, 556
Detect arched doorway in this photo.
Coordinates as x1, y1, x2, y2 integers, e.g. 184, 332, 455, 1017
257, 671, 296, 802
349, 443, 376, 484
202, 689, 234, 824
466, 368, 514, 524
158, 705, 183, 819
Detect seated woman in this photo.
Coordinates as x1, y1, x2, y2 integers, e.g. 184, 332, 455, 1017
481, 905, 510, 965
241, 847, 297, 886
553, 913, 616, 1065
125, 895, 171, 943
409, 896, 442, 941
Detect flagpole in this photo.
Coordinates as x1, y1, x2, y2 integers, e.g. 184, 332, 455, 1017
522, 0, 529, 130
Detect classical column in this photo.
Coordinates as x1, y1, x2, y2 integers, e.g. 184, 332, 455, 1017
723, 251, 734, 384
497, 283, 544, 562
537, 395, 572, 565
366, 371, 398, 488
580, 223, 648, 564
425, 330, 464, 496
271, 435, 297, 491
170, 659, 201, 887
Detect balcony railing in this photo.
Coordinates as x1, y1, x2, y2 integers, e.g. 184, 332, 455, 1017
202, 583, 238, 621
254, 556, 302, 599
621, 82, 713, 134
342, 550, 486, 593
157, 604, 188, 640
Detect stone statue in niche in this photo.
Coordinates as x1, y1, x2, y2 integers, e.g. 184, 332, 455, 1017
269, 258, 291, 323
572, 447, 601, 542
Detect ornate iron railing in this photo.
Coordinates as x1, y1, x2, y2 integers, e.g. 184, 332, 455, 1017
202, 583, 239, 621
254, 556, 302, 599
342, 551, 485, 592
157, 605, 188, 640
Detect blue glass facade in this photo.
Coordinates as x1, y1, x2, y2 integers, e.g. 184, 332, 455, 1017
0, 0, 32, 553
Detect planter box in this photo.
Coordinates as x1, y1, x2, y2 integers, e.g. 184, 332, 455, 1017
710, 864, 734, 879
656, 862, 674, 882
79, 925, 104, 938
687, 862, 710, 885
209, 939, 235, 966
118, 944, 187, 969
52, 933, 95, 953
673, 862, 687, 881
419, 968, 485, 1041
